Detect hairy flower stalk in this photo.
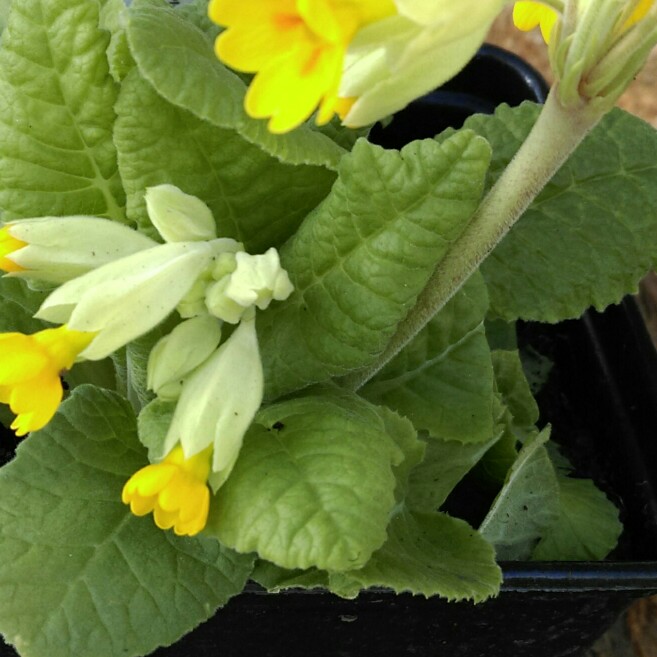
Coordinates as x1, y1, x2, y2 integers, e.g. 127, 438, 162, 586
343, 0, 657, 390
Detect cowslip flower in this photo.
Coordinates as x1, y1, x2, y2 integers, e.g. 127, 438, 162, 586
210, 0, 508, 132
0, 326, 94, 435
205, 248, 294, 323
0, 218, 156, 284
513, 0, 657, 110
122, 444, 212, 536
209, 0, 396, 133
338, 0, 510, 127
513, 0, 653, 44
147, 315, 223, 400
161, 317, 263, 491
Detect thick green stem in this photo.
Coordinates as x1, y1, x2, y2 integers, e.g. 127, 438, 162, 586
342, 87, 602, 391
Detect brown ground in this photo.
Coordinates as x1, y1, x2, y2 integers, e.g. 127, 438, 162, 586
486, 9, 657, 657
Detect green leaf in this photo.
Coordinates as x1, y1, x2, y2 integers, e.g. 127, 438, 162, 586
0, 277, 47, 333
406, 430, 501, 513
205, 392, 403, 572
137, 397, 176, 461
329, 508, 501, 602
462, 103, 657, 322
114, 69, 336, 251
251, 560, 329, 592
0, 0, 126, 221
125, 4, 346, 169
100, 0, 135, 83
532, 477, 622, 561
479, 428, 560, 560
258, 131, 492, 399
492, 350, 539, 429
475, 350, 539, 483
362, 271, 495, 443
0, 386, 254, 657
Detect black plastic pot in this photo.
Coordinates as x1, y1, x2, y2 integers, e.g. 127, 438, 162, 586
3, 45, 657, 657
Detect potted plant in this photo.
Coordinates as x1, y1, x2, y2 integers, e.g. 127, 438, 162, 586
0, 1, 657, 656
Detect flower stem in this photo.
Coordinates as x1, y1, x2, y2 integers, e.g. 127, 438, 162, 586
342, 87, 602, 391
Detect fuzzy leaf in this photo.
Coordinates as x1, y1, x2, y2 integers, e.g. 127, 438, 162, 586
462, 103, 657, 322
0, 0, 125, 221
0, 386, 254, 657
532, 477, 622, 561
205, 393, 403, 572
0, 277, 47, 333
362, 271, 494, 443
125, 4, 346, 169
479, 428, 560, 560
259, 131, 491, 399
329, 508, 501, 602
114, 69, 335, 251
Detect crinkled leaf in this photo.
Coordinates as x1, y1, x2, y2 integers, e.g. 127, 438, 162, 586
329, 508, 501, 602
100, 0, 135, 83
532, 477, 622, 561
205, 393, 403, 572
125, 4, 346, 169
362, 271, 494, 443
114, 69, 335, 251
479, 428, 560, 560
0, 0, 126, 221
251, 560, 329, 593
0, 386, 254, 657
462, 103, 657, 322
259, 131, 491, 399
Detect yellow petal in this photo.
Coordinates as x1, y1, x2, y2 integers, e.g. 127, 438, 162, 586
129, 494, 157, 517
8, 373, 62, 435
0, 226, 26, 273
0, 334, 50, 385
626, 0, 653, 28
513, 1, 557, 43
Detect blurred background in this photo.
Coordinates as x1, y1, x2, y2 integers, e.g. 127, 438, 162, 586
487, 8, 657, 656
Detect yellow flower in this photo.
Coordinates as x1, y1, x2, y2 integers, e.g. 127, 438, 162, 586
122, 445, 212, 537
0, 226, 26, 273
513, 0, 654, 44
512, 1, 558, 43
209, 0, 395, 133
0, 325, 95, 436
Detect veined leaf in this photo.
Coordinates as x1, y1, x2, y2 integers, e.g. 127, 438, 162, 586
114, 69, 335, 251
258, 131, 491, 400
0, 386, 254, 657
125, 4, 346, 169
362, 271, 495, 443
532, 477, 622, 561
205, 392, 404, 572
0, 0, 125, 221
329, 508, 501, 602
462, 103, 657, 322
479, 428, 560, 560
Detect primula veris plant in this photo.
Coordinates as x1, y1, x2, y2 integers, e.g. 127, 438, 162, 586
0, 0, 655, 655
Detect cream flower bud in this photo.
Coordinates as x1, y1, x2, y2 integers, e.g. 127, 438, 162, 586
147, 315, 223, 401
145, 184, 217, 243
340, 0, 508, 127
35, 242, 217, 360
205, 248, 294, 323
1, 217, 156, 283
162, 317, 264, 491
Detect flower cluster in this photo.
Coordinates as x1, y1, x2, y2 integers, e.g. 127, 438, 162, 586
513, 0, 657, 110
210, 0, 508, 132
0, 185, 293, 536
